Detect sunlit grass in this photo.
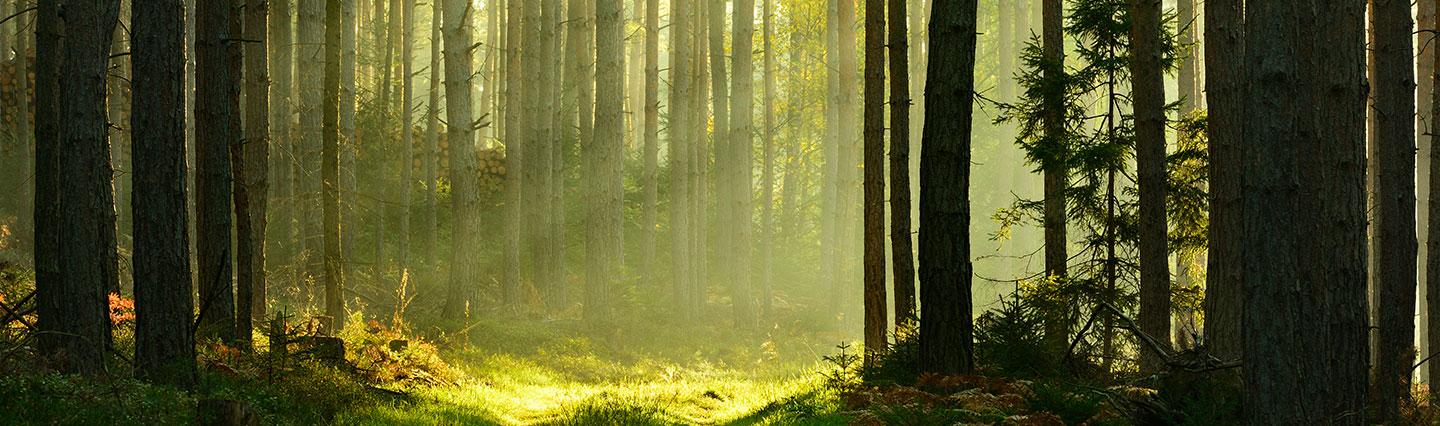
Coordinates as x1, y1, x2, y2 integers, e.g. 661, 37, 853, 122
336, 317, 848, 425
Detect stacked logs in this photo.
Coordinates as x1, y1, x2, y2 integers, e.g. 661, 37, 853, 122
0, 48, 35, 129
412, 127, 506, 198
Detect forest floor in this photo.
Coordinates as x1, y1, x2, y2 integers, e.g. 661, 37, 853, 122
336, 316, 850, 425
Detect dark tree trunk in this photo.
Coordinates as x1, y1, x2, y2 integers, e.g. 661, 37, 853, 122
1372, 0, 1418, 419
917, 0, 976, 376
1040, 0, 1067, 352
236, 0, 272, 349
323, 0, 344, 326
297, 0, 324, 299
132, 0, 197, 387
1202, 0, 1243, 362
196, 0, 240, 343
269, 0, 296, 299
1242, 0, 1369, 422
441, 0, 478, 320
862, 0, 887, 362
887, 0, 914, 332
1130, 0, 1170, 374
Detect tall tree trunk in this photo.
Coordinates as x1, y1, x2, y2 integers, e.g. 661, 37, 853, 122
196, 0, 240, 343
441, 0, 478, 320
758, 0, 776, 320
1417, 0, 1436, 384
398, 0, 414, 281
861, 0, 887, 361
297, 0, 325, 299
1202, 0, 1243, 363
503, 0, 525, 309
133, 0, 196, 387
339, 0, 357, 289
642, 0, 660, 288
268, 0, 294, 323
708, 0, 730, 309
836, 0, 859, 324
917, 0, 976, 376
108, 8, 131, 296
670, 0, 695, 318
731, 0, 755, 327
1428, 0, 1440, 392
1242, 0, 1369, 422
1039, 0, 1067, 353
587, 0, 624, 322
1178, 0, 1196, 113
821, 0, 839, 314
426, 0, 443, 269
887, 0, 913, 331
322, 0, 345, 327
1131, 0, 1170, 374
1372, 0, 1418, 418
237, 0, 272, 347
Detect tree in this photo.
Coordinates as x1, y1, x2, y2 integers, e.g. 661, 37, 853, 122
641, 0, 660, 287
1040, 0, 1067, 352
1202, 0, 1242, 363
1130, 0, 1170, 374
426, 0, 444, 268
398, 0, 415, 279
297, 0, 325, 292
1242, 0, 1369, 422
268, 0, 295, 322
758, 0, 776, 319
917, 0, 976, 376
1372, 0, 1418, 418
1428, 0, 1440, 392
196, 0, 241, 343
670, 0, 697, 318
1177, 0, 1196, 113
862, 0, 887, 361
323, 0, 344, 326
236, 0, 272, 349
588, 0, 625, 322
132, 0, 197, 388
440, 0, 478, 320
504, 0, 525, 309
1418, 0, 1437, 384
731, 0, 756, 327
887, 0, 914, 332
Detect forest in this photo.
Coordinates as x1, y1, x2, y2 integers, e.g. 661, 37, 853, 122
0, 0, 1427, 424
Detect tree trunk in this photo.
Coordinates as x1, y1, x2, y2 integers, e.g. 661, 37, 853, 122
196, 0, 240, 343
237, 0, 272, 348
1372, 0, 1418, 418
322, 0, 344, 327
887, 0, 913, 331
1131, 0, 1170, 374
861, 0, 887, 362
441, 0, 478, 320
1202, 0, 1243, 363
297, 0, 325, 298
731, 0, 755, 328
758, 0, 776, 320
426, 0, 443, 269
642, 0, 660, 288
267, 0, 295, 324
132, 0, 197, 387
398, 0, 414, 281
670, 0, 695, 318
1040, 0, 1067, 353
836, 0, 859, 325
1177, 0, 1196, 113
587, 0, 624, 322
339, 0, 357, 289
1416, 0, 1436, 385
917, 0, 976, 376
1242, 0, 1369, 422
503, 0, 525, 309
708, 0, 730, 312
12, 0, 32, 254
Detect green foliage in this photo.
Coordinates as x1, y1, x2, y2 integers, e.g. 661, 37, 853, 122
1027, 381, 1106, 425
974, 293, 1059, 379
860, 329, 919, 386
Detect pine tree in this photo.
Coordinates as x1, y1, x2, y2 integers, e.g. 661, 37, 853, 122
441, 0, 479, 320
861, 0, 887, 361
1130, 0, 1170, 374
196, 0, 241, 343
1202, 0, 1242, 363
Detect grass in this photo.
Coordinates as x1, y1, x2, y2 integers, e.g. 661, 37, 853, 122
334, 315, 850, 425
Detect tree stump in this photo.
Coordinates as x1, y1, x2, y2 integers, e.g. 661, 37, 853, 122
194, 399, 259, 426
295, 336, 346, 366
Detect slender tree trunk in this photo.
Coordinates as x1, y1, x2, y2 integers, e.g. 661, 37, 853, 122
836, 0, 859, 323
642, 0, 660, 288
821, 0, 839, 312
339, 0, 357, 288
1372, 0, 1418, 418
917, 0, 976, 376
587, 0, 624, 322
1131, 0, 1170, 374
426, 0, 443, 269
1202, 0, 1242, 363
861, 0, 887, 361
1428, 0, 1440, 392
731, 0, 755, 327
196, 0, 240, 343
670, 0, 695, 318
503, 0, 525, 309
108, 9, 131, 296
297, 0, 325, 297
1040, 0, 1067, 353
441, 0, 478, 320
1243, 0, 1369, 422
1178, 0, 1195, 113
1417, 0, 1436, 384
268, 0, 294, 323
236, 0, 272, 348
758, 0, 775, 320
133, 0, 196, 387
887, 0, 913, 331
398, 0, 414, 282
322, 0, 345, 327
708, 0, 729, 307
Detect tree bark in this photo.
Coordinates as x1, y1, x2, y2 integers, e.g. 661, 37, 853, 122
237, 0, 272, 348
587, 0, 625, 322
440, 0, 478, 320
196, 0, 241, 343
503, 0, 525, 309
758, 0, 776, 320
1040, 0, 1067, 353
1202, 0, 1243, 363
398, 0, 414, 280
670, 0, 696, 318
1372, 0, 1418, 418
861, 0, 887, 362
426, 0, 443, 269
132, 0, 197, 388
887, 0, 913, 331
1130, 0, 1170, 374
917, 0, 976, 376
269, 0, 297, 298
297, 0, 325, 296
642, 0, 660, 288
731, 0, 756, 327
1242, 0, 1369, 422
322, 0, 344, 327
